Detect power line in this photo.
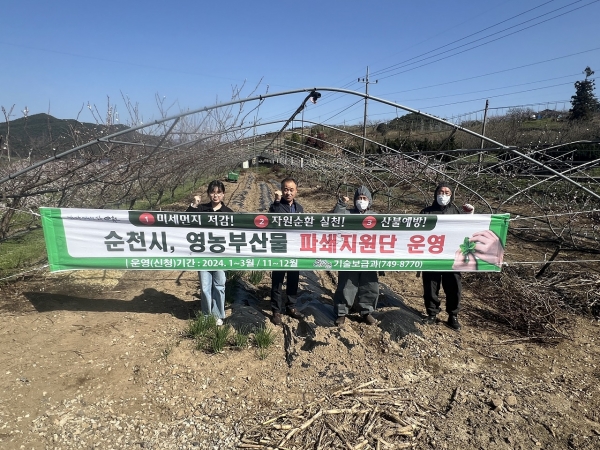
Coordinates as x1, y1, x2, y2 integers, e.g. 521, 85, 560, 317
394, 74, 580, 103
486, 100, 570, 110
338, 83, 571, 123
378, 0, 600, 80
336, 97, 571, 128
415, 82, 575, 109
372, 0, 561, 77
322, 99, 364, 124
237, 56, 589, 132
367, 1, 517, 72
327, 38, 599, 125
332, 2, 538, 92
379, 46, 600, 95
272, 73, 578, 129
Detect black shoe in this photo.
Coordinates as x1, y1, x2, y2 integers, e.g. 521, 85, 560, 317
286, 308, 305, 320
335, 316, 346, 327
422, 315, 438, 325
271, 312, 283, 326
447, 315, 461, 330
363, 314, 377, 325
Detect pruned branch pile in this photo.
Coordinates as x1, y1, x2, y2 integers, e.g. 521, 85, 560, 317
239, 380, 426, 449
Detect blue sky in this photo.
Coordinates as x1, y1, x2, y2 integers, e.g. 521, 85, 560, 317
1, 0, 599, 130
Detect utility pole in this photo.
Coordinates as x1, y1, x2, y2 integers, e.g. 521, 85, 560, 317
253, 119, 257, 168
480, 99, 489, 150
359, 66, 377, 165
396, 101, 400, 141
477, 99, 489, 175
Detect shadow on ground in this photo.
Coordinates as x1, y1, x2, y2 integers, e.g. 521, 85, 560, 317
24, 288, 195, 320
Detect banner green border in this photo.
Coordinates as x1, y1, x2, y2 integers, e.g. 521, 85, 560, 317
40, 209, 509, 273
489, 213, 509, 247
39, 257, 502, 273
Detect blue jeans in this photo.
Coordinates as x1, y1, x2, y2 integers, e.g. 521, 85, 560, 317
198, 270, 226, 319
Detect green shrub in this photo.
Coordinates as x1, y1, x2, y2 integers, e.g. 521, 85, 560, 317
187, 314, 216, 339
254, 326, 277, 360
226, 271, 243, 281
209, 324, 231, 353
0, 229, 46, 274
233, 325, 251, 349
247, 271, 264, 285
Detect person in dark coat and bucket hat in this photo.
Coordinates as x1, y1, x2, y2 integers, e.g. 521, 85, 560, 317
332, 186, 379, 327
419, 181, 474, 330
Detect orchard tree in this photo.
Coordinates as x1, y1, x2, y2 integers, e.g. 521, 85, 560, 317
284, 132, 301, 148
569, 66, 600, 121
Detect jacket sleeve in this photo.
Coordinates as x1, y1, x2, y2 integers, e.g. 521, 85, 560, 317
451, 204, 463, 214
268, 202, 278, 213
333, 198, 348, 214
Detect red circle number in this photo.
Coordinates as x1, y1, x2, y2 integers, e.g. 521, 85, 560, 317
362, 216, 377, 229
254, 215, 269, 228
139, 213, 155, 225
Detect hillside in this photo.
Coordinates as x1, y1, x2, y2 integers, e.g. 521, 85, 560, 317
0, 113, 128, 159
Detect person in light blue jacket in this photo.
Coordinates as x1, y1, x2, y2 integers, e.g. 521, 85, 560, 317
186, 180, 233, 326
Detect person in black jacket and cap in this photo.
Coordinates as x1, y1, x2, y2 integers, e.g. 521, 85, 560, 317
420, 181, 474, 330
332, 186, 379, 327
268, 177, 305, 325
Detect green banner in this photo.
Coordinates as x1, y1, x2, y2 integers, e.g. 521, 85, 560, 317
40, 208, 509, 272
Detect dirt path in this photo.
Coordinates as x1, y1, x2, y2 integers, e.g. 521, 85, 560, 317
1, 172, 599, 449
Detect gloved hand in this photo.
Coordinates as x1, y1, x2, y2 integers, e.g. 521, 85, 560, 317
462, 203, 474, 214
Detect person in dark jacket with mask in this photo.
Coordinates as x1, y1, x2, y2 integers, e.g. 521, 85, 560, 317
268, 177, 305, 325
332, 186, 379, 326
420, 181, 474, 330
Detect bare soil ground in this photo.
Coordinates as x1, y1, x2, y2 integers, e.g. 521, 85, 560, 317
1, 172, 599, 449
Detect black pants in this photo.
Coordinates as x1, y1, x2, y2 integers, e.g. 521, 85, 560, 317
422, 272, 461, 316
270, 271, 299, 313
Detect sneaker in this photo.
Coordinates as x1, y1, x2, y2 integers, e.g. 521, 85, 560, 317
362, 314, 377, 326
271, 312, 283, 326
422, 315, 438, 325
447, 315, 461, 330
335, 316, 346, 327
216, 318, 223, 326
286, 307, 305, 320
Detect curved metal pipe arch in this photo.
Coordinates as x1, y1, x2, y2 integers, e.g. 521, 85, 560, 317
288, 119, 494, 213
2, 86, 598, 202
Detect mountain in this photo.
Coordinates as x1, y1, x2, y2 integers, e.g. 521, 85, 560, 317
0, 113, 129, 159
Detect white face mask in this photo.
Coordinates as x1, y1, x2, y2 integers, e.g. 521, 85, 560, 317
437, 194, 451, 206
356, 199, 369, 211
